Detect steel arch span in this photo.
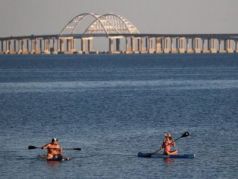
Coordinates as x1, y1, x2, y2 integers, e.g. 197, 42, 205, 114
60, 12, 140, 35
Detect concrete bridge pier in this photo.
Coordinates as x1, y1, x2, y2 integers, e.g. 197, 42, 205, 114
5, 40, 11, 54
0, 40, 3, 54
148, 37, 155, 54
115, 38, 120, 53
39, 39, 44, 54
81, 38, 93, 54
18, 40, 23, 54
31, 39, 37, 54
144, 37, 149, 53
178, 37, 186, 54
226, 39, 234, 53
0, 41, 2, 54
194, 38, 202, 53
187, 38, 194, 53
135, 37, 142, 53
66, 38, 77, 54
202, 39, 208, 53
167, 37, 172, 53
58, 38, 65, 54
109, 38, 113, 54
155, 37, 162, 54
210, 38, 218, 53
217, 39, 221, 53
81, 38, 86, 53
125, 37, 132, 54
87, 38, 93, 53
51, 38, 57, 54
44, 39, 50, 54
171, 38, 177, 53
235, 40, 238, 53
109, 37, 121, 54
12, 40, 17, 54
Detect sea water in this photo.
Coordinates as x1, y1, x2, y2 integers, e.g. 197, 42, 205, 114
0, 54, 238, 179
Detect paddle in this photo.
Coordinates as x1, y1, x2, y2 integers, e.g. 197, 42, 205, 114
28, 145, 81, 151
174, 131, 190, 141
151, 131, 190, 155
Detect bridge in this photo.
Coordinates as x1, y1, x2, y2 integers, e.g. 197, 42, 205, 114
1, 12, 238, 55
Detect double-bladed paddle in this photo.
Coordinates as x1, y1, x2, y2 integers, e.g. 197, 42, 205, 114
28, 145, 81, 151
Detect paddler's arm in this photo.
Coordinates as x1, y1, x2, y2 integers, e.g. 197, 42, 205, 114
41, 143, 49, 149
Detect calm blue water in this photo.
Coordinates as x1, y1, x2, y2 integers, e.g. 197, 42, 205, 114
0, 54, 238, 179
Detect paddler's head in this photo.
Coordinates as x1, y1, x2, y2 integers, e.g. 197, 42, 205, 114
51, 138, 58, 144
164, 132, 172, 139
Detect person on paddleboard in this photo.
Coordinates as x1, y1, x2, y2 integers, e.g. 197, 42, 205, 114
161, 132, 178, 155
41, 138, 63, 160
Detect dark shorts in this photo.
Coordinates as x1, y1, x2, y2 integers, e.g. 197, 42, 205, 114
48, 155, 63, 161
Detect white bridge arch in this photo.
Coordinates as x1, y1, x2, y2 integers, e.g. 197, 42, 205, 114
60, 12, 140, 35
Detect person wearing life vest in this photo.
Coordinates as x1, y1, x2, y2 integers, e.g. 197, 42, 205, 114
41, 138, 63, 160
161, 132, 178, 155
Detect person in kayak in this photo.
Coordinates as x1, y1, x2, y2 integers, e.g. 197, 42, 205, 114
161, 132, 178, 155
41, 138, 63, 160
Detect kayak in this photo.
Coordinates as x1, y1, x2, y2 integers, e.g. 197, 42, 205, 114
138, 152, 195, 159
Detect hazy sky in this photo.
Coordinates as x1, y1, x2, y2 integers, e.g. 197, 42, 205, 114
0, 0, 238, 37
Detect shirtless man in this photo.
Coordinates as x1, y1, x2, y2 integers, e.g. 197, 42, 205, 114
41, 138, 63, 160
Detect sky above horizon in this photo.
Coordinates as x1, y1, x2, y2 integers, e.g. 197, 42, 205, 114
0, 0, 238, 37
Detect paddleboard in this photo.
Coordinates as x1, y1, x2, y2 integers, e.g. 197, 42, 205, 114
138, 152, 195, 159
38, 155, 70, 162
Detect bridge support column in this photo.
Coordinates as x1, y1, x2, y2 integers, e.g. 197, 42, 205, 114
66, 39, 70, 53
81, 38, 92, 54
18, 40, 23, 54
0, 40, 3, 54
44, 39, 50, 54
226, 39, 234, 53
155, 37, 162, 53
5, 40, 11, 54
178, 38, 186, 54
134, 37, 142, 53
207, 39, 210, 53
65, 38, 76, 54
210, 38, 218, 53
51, 38, 57, 54
148, 38, 154, 54
125, 37, 132, 54
116, 38, 120, 53
194, 38, 201, 53
171, 38, 177, 53
144, 37, 149, 53
81, 38, 86, 53
27, 39, 30, 54
58, 38, 64, 54
165, 37, 172, 53
218, 39, 221, 53
31, 39, 37, 54
12, 40, 17, 54
130, 37, 134, 53
187, 38, 194, 53
88, 39, 93, 53
202, 39, 208, 53
235, 40, 238, 53
109, 38, 113, 54
109, 37, 120, 54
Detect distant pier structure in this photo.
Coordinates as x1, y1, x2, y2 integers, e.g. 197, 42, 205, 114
1, 12, 238, 55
